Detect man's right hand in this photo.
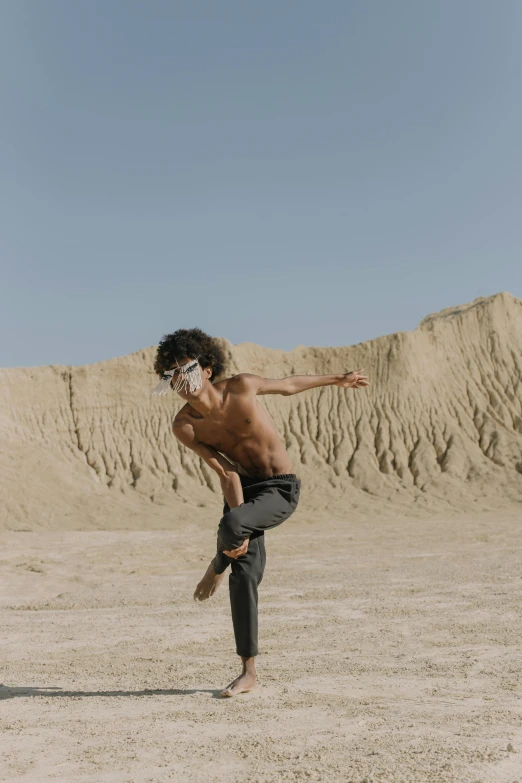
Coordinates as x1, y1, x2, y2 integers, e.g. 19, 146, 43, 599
223, 538, 250, 559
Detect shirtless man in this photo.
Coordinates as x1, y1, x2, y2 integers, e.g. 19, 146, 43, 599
152, 328, 369, 697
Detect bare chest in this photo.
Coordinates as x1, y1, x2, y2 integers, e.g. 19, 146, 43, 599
190, 408, 259, 452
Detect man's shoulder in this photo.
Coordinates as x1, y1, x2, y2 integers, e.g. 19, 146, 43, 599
217, 373, 259, 392
172, 404, 194, 429
172, 410, 200, 449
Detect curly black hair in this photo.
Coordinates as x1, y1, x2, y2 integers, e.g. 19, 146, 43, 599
154, 327, 226, 381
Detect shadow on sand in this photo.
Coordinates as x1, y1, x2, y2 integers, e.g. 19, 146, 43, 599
0, 685, 224, 700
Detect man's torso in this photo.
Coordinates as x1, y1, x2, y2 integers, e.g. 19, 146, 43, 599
177, 375, 293, 478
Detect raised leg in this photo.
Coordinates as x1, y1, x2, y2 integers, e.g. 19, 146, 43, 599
192, 503, 232, 601
193, 557, 228, 601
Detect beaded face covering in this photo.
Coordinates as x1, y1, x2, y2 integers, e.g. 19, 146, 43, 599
151, 358, 203, 396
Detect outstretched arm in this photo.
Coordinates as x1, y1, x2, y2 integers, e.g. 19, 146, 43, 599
173, 418, 244, 508
237, 369, 369, 396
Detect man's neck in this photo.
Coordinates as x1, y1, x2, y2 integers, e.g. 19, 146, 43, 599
186, 382, 222, 418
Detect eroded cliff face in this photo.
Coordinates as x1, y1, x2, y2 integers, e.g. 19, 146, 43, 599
2, 293, 521, 529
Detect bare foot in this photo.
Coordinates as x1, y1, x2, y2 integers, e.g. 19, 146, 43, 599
221, 670, 257, 697
193, 560, 226, 601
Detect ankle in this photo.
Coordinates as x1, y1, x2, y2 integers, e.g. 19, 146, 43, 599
241, 656, 256, 675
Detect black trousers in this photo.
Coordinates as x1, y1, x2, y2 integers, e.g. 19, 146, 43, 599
213, 473, 301, 658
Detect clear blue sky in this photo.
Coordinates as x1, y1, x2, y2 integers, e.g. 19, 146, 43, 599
1, 0, 521, 367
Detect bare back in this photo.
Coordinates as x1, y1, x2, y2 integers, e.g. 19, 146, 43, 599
174, 375, 293, 478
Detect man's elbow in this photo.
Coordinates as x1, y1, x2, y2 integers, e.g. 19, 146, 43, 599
213, 459, 239, 480
172, 416, 185, 436
218, 468, 241, 485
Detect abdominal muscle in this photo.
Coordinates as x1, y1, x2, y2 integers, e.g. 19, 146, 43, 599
223, 437, 294, 479
214, 412, 294, 479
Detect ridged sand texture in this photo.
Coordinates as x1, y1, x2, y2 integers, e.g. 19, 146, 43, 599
1, 292, 521, 529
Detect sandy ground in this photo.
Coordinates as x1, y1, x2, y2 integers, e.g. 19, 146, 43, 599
1, 509, 522, 783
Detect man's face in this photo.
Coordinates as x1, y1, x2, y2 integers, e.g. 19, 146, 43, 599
169, 356, 209, 398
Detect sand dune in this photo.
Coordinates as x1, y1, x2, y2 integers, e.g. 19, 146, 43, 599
1, 292, 521, 530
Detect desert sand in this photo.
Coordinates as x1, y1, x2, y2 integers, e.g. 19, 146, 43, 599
1, 293, 522, 782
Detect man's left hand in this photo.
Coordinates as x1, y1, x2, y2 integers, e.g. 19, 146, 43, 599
335, 369, 370, 389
